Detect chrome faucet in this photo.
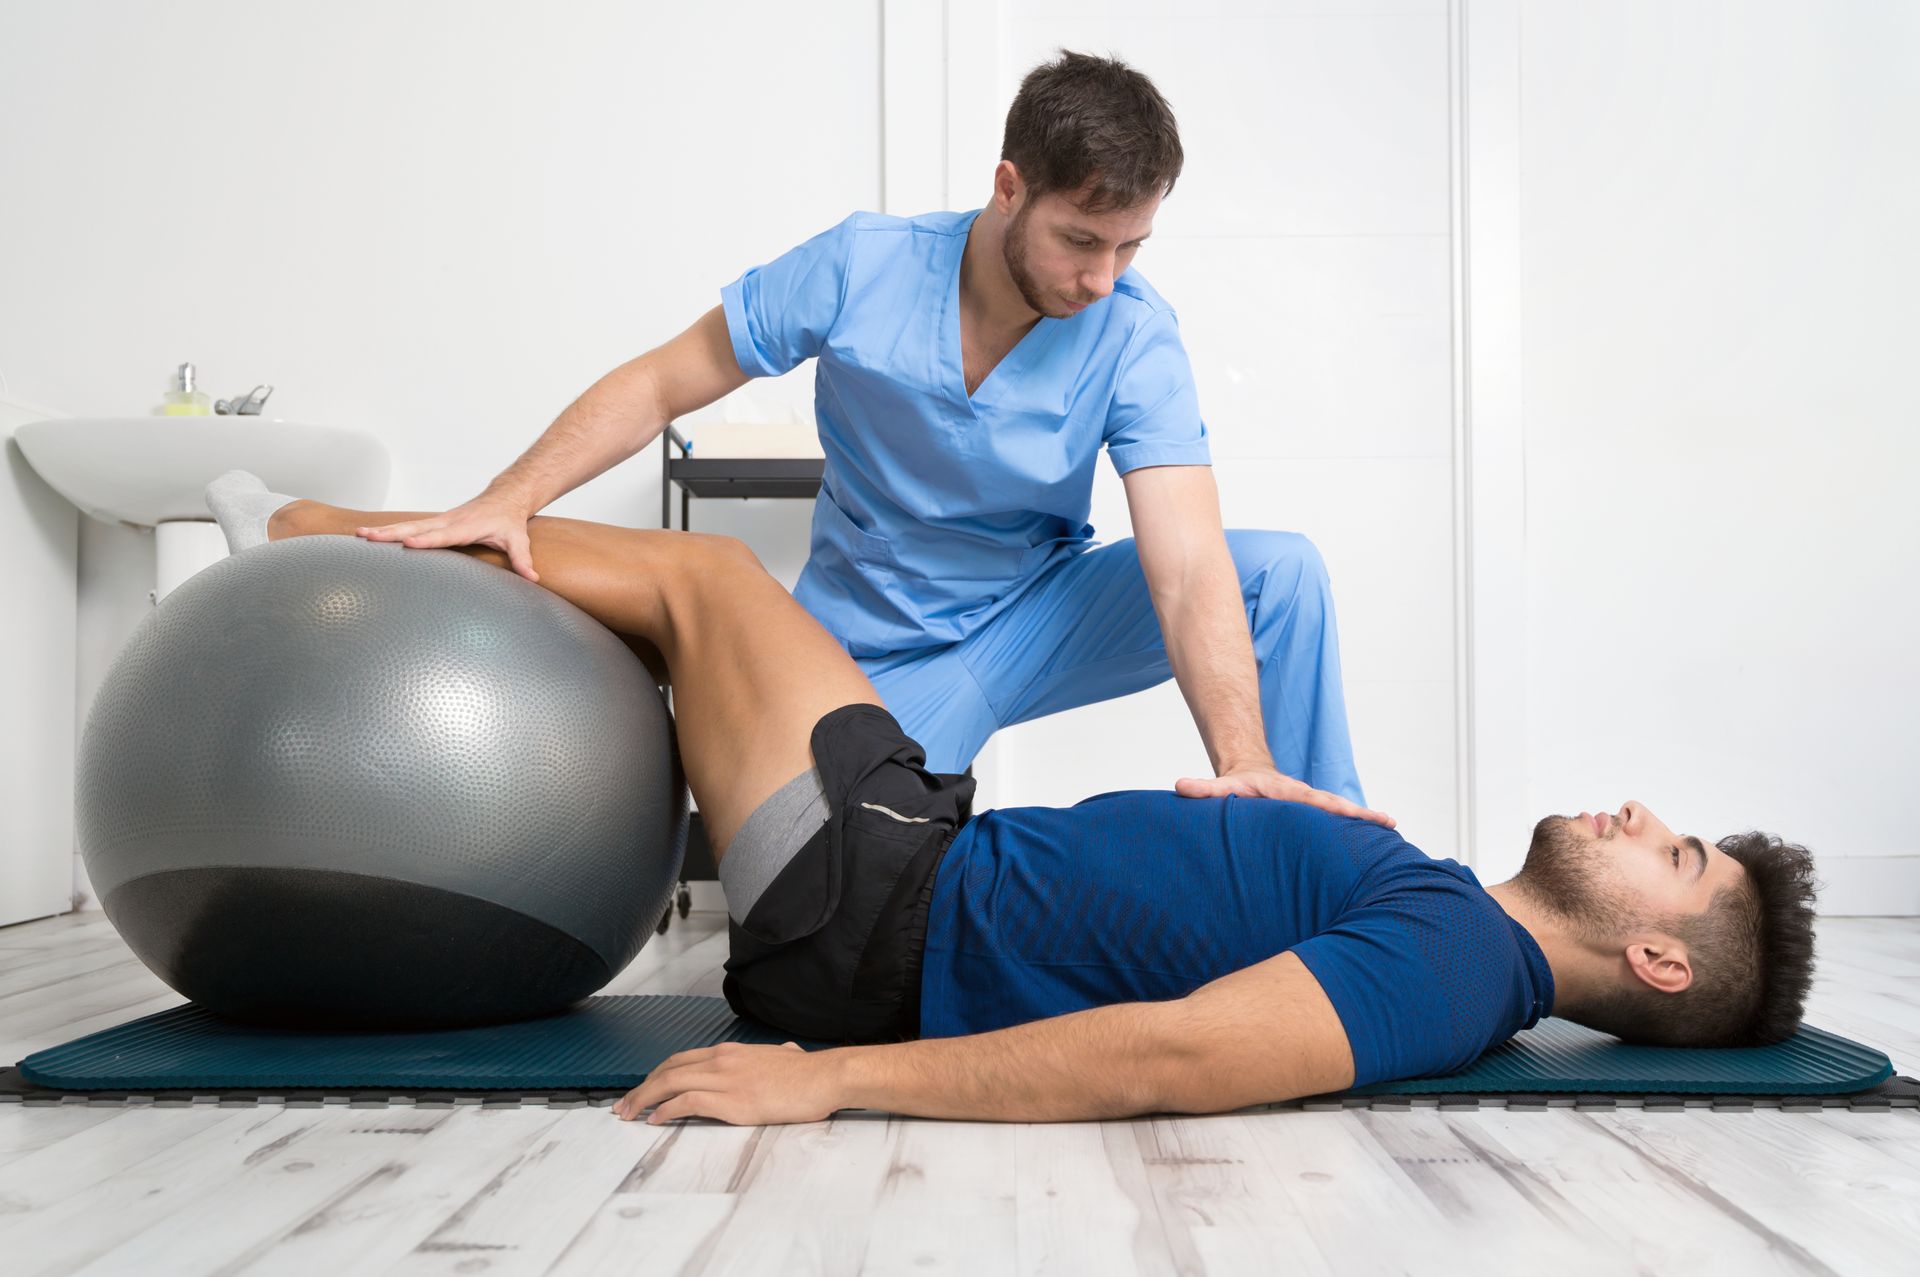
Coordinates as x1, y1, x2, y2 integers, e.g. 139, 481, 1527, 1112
215, 384, 274, 415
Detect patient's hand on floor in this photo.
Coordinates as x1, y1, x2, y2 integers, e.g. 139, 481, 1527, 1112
614, 1040, 846, 1127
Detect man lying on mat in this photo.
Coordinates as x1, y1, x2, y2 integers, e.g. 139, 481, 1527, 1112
210, 476, 1820, 1126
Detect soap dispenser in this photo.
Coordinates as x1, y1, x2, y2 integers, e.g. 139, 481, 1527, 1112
158, 362, 213, 415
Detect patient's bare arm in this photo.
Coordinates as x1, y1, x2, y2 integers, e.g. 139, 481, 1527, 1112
617, 951, 1357, 1125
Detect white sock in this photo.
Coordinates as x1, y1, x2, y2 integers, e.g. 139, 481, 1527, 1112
204, 469, 296, 554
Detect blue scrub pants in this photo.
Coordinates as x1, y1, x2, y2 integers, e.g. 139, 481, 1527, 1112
853, 529, 1365, 804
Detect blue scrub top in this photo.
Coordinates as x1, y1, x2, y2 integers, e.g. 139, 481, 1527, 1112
721, 208, 1211, 658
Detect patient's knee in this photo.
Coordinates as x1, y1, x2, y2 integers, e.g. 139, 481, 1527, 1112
657, 534, 769, 612
691, 532, 765, 574
716, 533, 763, 569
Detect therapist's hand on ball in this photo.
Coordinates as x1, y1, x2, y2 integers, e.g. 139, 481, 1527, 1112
356, 492, 541, 583
1176, 765, 1396, 829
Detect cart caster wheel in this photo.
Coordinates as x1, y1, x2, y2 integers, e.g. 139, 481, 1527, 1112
655, 902, 673, 934
677, 883, 693, 918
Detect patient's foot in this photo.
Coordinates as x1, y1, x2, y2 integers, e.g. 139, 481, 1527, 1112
204, 469, 300, 553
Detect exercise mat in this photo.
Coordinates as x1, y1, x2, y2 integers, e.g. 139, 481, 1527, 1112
4, 997, 1910, 1113
1349, 1016, 1892, 1094
1301, 1018, 1909, 1111
9, 996, 794, 1096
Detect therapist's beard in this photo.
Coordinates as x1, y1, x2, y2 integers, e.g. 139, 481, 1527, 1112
1511, 816, 1646, 945
1002, 206, 1063, 317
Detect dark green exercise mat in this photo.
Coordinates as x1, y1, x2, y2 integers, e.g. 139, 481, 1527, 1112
3, 996, 1910, 1112
1340, 1016, 1894, 1096
10, 996, 800, 1096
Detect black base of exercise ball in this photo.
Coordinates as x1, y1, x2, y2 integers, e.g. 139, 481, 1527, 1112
103, 867, 615, 1030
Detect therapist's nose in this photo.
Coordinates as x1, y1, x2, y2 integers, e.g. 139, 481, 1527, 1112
1082, 265, 1115, 300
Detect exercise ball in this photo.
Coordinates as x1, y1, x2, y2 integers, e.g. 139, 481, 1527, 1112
77, 534, 687, 1029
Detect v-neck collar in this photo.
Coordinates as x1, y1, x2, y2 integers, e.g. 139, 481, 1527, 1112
946, 208, 1053, 416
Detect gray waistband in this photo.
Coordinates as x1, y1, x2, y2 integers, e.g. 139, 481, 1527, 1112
716, 767, 830, 922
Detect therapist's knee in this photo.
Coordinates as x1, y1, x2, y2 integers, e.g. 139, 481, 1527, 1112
1225, 529, 1334, 618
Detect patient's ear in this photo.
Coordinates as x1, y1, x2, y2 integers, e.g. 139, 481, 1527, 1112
1624, 938, 1693, 995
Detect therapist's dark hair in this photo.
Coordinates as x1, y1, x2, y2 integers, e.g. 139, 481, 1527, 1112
1002, 50, 1183, 214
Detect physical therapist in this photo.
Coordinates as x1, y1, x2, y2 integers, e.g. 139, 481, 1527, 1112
362, 51, 1389, 827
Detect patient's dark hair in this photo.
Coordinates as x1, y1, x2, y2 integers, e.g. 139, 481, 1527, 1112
1001, 50, 1183, 213
1577, 832, 1819, 1047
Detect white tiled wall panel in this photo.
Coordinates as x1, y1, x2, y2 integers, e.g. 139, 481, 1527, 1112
1342, 676, 1458, 860
0, 0, 880, 541
1138, 236, 1453, 462
1017, 2, 1448, 16
1517, 1, 1920, 876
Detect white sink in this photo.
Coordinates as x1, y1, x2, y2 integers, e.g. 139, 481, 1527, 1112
13, 417, 389, 527
15, 417, 391, 600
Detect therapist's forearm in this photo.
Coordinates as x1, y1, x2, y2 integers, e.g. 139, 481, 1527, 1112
484, 357, 673, 513
487, 305, 747, 513
1158, 539, 1273, 774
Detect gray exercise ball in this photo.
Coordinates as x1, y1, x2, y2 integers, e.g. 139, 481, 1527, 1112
77, 534, 687, 1029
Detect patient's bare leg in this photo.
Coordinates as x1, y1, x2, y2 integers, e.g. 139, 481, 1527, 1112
268, 501, 881, 859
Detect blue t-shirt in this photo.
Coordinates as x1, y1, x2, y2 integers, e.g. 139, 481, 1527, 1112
918, 792, 1554, 1088
720, 209, 1211, 657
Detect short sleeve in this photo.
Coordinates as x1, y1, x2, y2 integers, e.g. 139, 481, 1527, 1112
1289, 881, 1530, 1087
720, 216, 860, 378
1103, 310, 1212, 475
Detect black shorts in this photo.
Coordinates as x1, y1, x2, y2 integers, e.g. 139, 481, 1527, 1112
720, 703, 977, 1044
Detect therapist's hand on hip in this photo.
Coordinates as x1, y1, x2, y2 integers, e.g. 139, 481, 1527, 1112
1176, 764, 1396, 829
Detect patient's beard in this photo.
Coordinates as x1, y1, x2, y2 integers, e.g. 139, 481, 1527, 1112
1512, 817, 1644, 945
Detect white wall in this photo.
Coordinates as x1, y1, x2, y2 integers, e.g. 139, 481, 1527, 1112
0, 394, 77, 926
1490, 0, 1920, 906
1, 0, 882, 906
5, 1, 1912, 914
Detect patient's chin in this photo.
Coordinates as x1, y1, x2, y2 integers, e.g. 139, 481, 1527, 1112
1523, 816, 1585, 874
1516, 817, 1632, 937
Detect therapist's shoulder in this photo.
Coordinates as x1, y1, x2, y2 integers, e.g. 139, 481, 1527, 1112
778, 210, 910, 258
1111, 265, 1177, 322
802, 210, 966, 276
1103, 266, 1187, 359
828, 208, 973, 242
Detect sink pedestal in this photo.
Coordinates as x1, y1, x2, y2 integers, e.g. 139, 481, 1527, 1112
155, 519, 231, 601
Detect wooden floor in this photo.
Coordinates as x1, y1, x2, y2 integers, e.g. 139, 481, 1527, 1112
1, 909, 1916, 1276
